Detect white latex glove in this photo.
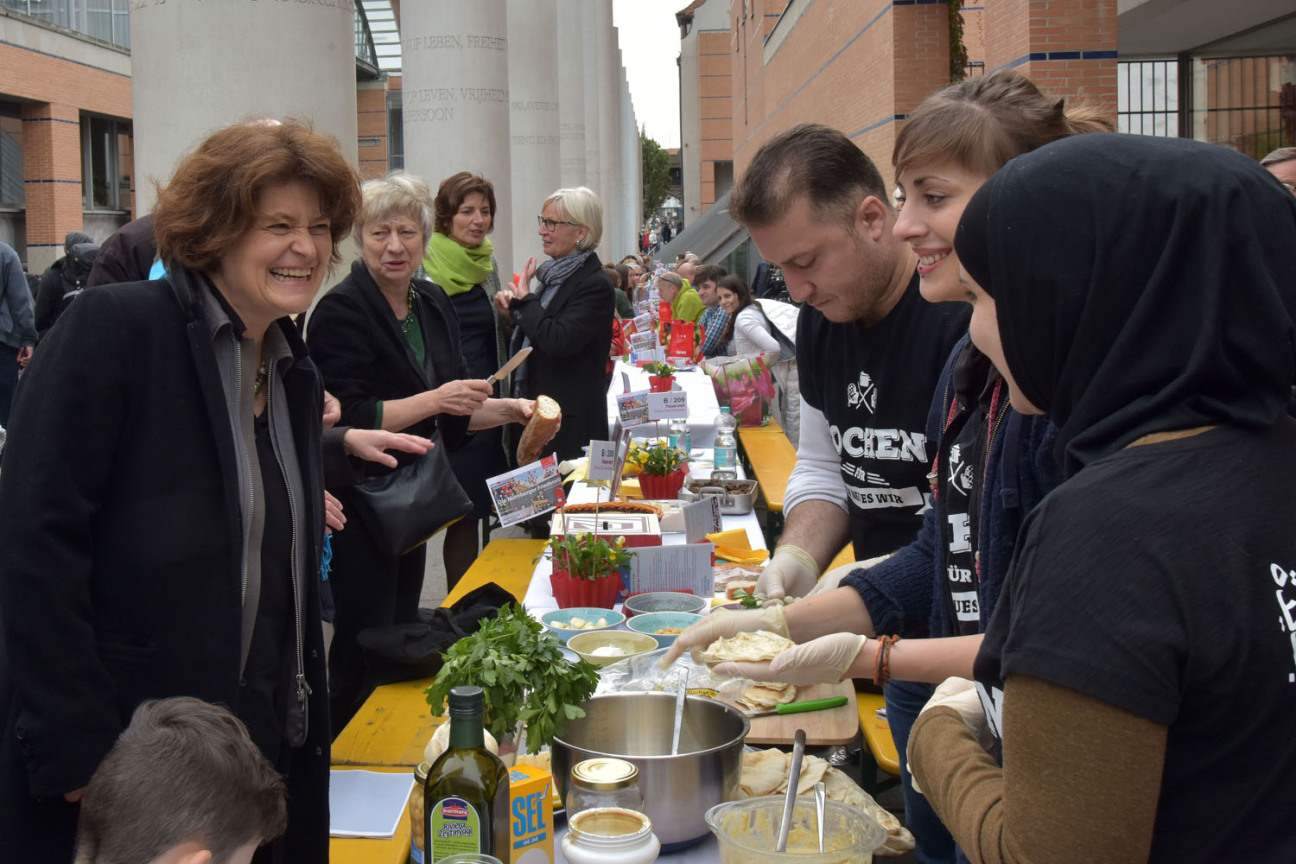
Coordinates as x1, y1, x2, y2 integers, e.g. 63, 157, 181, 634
755, 545, 820, 600
801, 553, 891, 599
908, 676, 992, 794
713, 632, 869, 686
657, 605, 789, 668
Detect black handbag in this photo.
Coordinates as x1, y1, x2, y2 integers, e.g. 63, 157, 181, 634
346, 430, 472, 556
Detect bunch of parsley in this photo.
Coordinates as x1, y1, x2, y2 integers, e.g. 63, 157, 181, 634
425, 603, 600, 753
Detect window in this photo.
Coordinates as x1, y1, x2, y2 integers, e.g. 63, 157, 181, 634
81, 114, 131, 211
387, 91, 404, 171
1192, 54, 1296, 159
0, 105, 23, 208
0, 0, 130, 49
1118, 60, 1180, 137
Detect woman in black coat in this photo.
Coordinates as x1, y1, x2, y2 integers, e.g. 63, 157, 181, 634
495, 186, 615, 465
0, 122, 375, 863
306, 174, 540, 728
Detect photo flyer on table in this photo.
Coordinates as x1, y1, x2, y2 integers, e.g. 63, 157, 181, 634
616, 390, 651, 426
487, 454, 564, 528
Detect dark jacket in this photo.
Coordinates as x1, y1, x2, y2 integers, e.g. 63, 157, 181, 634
0, 268, 333, 862
85, 213, 156, 288
846, 335, 1062, 638
305, 260, 472, 463
509, 253, 614, 463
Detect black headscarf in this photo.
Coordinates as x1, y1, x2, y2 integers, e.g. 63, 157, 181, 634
955, 133, 1296, 477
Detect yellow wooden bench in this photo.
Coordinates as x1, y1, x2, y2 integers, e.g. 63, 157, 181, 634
736, 417, 797, 545
857, 692, 901, 794
329, 538, 548, 864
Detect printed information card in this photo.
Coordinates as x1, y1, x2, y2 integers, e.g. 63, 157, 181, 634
486, 454, 564, 528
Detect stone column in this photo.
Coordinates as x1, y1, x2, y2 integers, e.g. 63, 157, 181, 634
130, 0, 358, 219
595, 5, 618, 260
507, 0, 561, 266
621, 72, 639, 259
556, 0, 587, 188
402, 0, 513, 272
581, 2, 602, 216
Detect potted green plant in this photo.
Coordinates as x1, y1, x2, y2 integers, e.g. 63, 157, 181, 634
644, 360, 676, 393
637, 439, 690, 500
547, 532, 636, 608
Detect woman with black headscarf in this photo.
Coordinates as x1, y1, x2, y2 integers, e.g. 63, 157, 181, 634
907, 134, 1296, 863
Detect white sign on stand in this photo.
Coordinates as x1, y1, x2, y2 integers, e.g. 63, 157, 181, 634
683, 497, 722, 543
627, 544, 714, 595
587, 440, 618, 482
647, 391, 688, 421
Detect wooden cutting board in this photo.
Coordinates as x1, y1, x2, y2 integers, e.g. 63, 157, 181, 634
743, 680, 859, 746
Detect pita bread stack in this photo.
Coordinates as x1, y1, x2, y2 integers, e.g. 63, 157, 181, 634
738, 748, 916, 857
735, 681, 797, 711
698, 630, 795, 664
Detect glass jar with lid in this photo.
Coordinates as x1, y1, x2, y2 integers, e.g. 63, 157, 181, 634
565, 757, 645, 818
561, 807, 660, 864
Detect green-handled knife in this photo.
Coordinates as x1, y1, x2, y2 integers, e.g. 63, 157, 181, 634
743, 695, 849, 718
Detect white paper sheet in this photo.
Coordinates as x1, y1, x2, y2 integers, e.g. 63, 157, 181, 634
329, 769, 417, 838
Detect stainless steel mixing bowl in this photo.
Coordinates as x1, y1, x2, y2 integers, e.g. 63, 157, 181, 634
551, 692, 750, 849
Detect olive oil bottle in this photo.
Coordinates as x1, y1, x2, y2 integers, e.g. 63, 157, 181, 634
424, 686, 510, 862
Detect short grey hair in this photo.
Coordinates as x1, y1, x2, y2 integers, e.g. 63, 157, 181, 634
545, 186, 603, 251
355, 173, 434, 245
1261, 147, 1296, 167
658, 271, 683, 288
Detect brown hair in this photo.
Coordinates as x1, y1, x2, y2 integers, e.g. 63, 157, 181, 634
893, 70, 1114, 180
717, 274, 756, 346
694, 264, 726, 287
730, 123, 890, 229
434, 171, 497, 237
154, 120, 360, 272
614, 263, 632, 300
74, 697, 286, 864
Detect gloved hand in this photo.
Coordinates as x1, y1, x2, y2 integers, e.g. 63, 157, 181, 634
657, 604, 789, 668
713, 632, 869, 686
755, 545, 820, 600
908, 677, 992, 794
801, 553, 890, 599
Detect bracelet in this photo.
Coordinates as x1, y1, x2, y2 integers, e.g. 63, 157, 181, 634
872, 635, 900, 686
774, 544, 821, 577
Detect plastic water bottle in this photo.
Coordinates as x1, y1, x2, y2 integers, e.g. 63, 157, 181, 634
713, 407, 738, 470
668, 418, 691, 456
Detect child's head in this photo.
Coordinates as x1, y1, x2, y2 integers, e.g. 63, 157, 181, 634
75, 697, 287, 864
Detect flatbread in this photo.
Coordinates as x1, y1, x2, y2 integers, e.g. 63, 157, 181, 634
736, 682, 797, 711
738, 748, 916, 857
699, 630, 795, 664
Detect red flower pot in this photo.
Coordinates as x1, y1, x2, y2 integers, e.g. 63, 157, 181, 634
648, 375, 675, 393
638, 467, 688, 500
551, 568, 624, 609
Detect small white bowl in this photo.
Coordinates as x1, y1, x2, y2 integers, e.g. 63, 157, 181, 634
540, 608, 625, 644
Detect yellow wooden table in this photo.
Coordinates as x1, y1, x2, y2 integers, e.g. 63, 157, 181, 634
328, 538, 547, 863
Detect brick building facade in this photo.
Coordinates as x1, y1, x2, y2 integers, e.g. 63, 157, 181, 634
676, 0, 1292, 242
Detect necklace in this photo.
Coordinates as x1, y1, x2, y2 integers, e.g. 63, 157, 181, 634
254, 361, 269, 396
401, 285, 418, 334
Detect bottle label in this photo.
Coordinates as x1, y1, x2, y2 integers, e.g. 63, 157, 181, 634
430, 796, 482, 858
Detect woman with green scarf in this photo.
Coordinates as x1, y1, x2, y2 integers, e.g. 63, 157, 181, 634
423, 171, 510, 588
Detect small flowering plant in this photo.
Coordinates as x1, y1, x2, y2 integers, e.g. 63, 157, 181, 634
547, 532, 636, 582
638, 439, 689, 477
644, 361, 676, 378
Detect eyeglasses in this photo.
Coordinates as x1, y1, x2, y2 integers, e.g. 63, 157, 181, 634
537, 216, 579, 231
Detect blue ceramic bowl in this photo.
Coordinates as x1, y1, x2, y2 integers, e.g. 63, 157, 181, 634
626, 611, 706, 649
622, 591, 710, 618
540, 607, 625, 644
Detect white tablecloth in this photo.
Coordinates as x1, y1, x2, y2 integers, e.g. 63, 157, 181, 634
607, 362, 723, 449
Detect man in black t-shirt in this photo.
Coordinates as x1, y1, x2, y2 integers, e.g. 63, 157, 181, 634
731, 124, 968, 596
